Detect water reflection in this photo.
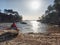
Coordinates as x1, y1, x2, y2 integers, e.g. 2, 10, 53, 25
17, 21, 48, 33
38, 23, 48, 33
31, 21, 39, 33
30, 21, 48, 33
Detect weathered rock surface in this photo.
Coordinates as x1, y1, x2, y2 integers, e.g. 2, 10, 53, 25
0, 32, 60, 45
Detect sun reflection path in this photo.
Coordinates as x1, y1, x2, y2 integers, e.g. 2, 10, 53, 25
31, 21, 39, 33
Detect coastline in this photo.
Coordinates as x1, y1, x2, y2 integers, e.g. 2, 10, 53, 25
0, 23, 60, 45
0, 31, 60, 45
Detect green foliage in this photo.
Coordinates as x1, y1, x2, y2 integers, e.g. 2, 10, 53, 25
41, 0, 60, 25
0, 9, 22, 23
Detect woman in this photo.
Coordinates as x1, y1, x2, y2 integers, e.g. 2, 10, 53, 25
11, 22, 18, 30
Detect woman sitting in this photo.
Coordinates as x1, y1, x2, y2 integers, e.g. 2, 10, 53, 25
11, 22, 18, 30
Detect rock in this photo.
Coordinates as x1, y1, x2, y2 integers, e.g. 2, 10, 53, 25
20, 22, 27, 24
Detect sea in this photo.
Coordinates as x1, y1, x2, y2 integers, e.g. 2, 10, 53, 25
0, 20, 51, 33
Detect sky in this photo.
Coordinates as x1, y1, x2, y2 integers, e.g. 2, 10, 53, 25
0, 0, 54, 20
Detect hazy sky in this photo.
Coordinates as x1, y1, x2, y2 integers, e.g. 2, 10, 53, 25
0, 0, 54, 20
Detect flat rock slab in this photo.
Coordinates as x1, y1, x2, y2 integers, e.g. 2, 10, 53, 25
0, 30, 18, 42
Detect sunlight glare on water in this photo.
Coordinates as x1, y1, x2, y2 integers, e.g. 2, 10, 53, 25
31, 21, 39, 33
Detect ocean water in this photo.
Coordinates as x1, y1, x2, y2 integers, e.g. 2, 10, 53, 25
0, 21, 48, 33
16, 20, 48, 33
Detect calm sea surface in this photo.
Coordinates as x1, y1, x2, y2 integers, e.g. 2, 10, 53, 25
16, 20, 48, 33
0, 20, 58, 33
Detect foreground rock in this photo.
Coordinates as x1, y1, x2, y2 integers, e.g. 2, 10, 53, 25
0, 26, 60, 45
0, 30, 18, 42
0, 32, 60, 45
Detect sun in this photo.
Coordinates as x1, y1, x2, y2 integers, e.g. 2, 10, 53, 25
29, 0, 41, 10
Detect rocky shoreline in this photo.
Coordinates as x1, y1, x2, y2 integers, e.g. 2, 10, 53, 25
0, 32, 60, 45
0, 26, 60, 45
